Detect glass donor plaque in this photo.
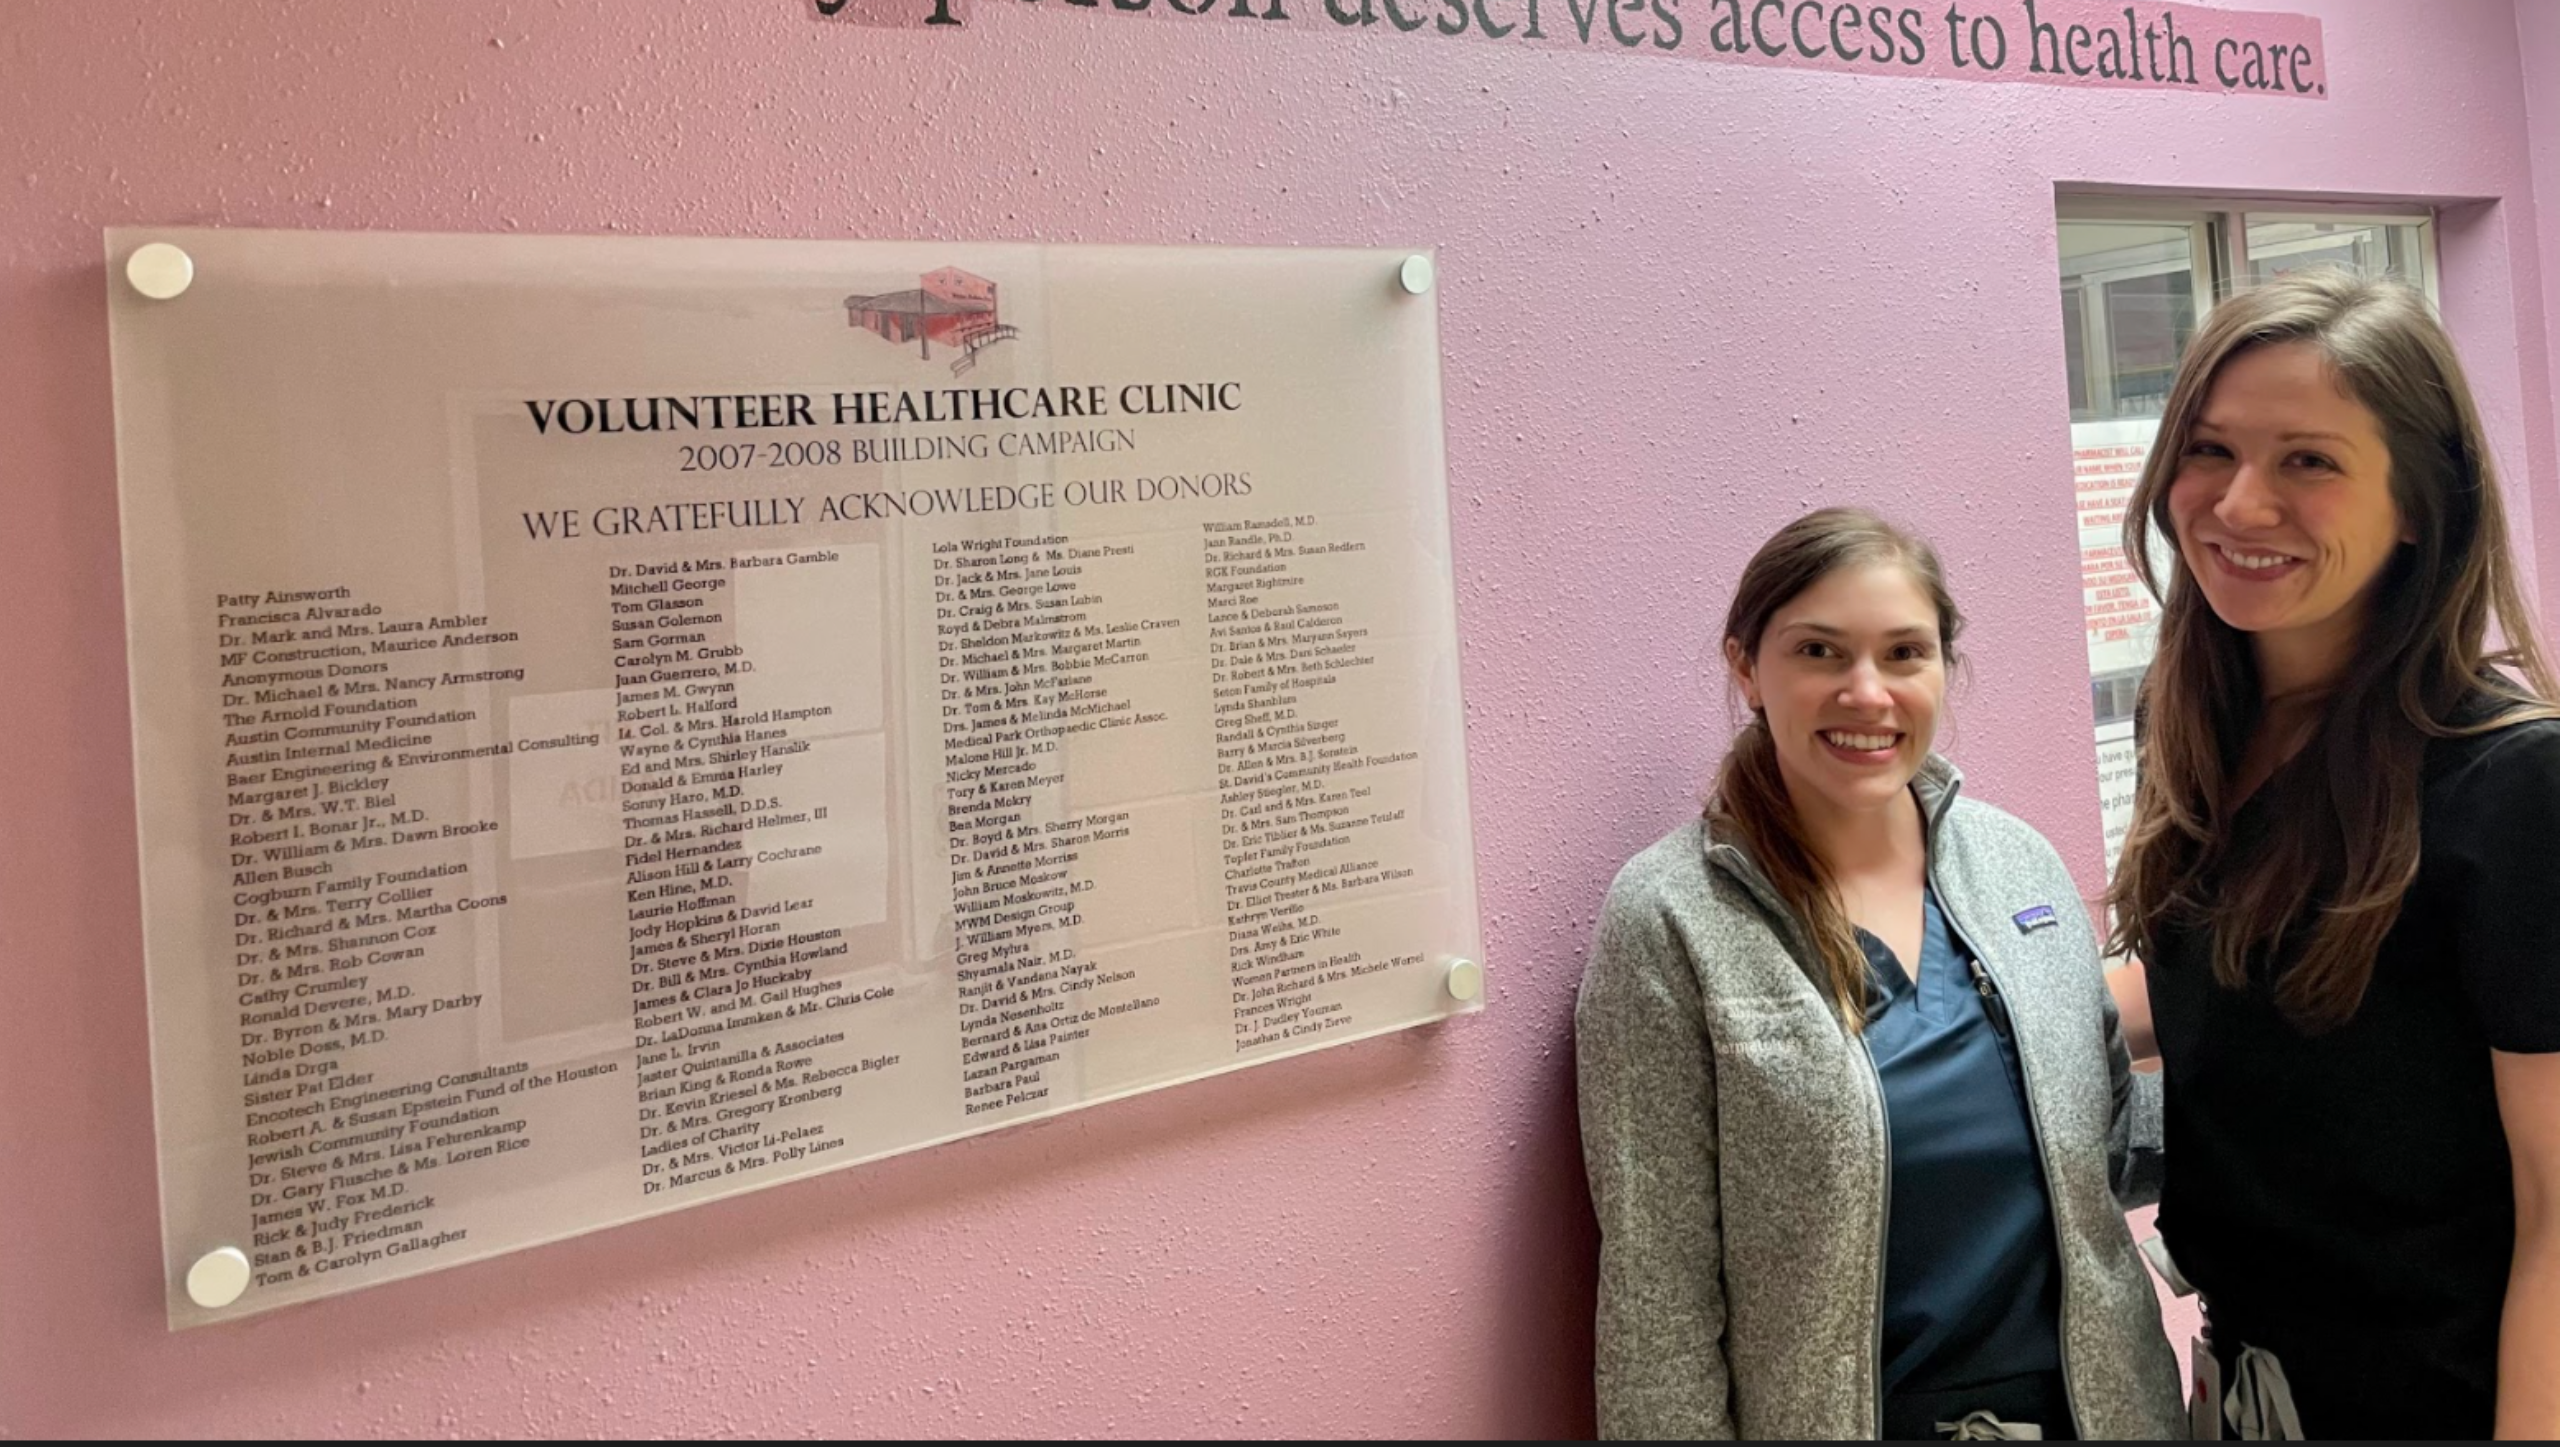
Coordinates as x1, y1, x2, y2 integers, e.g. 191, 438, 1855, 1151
107, 229, 1482, 1325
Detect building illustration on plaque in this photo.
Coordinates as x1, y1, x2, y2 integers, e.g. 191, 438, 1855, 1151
843, 266, 1018, 375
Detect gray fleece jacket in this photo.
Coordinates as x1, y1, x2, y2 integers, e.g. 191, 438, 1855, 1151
1575, 758, 2184, 1440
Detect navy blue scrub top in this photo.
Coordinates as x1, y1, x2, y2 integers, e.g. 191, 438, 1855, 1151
1858, 888, 2065, 1408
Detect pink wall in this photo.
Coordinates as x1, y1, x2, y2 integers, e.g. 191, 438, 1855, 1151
3, 1, 2554, 1436
2522, 0, 2560, 627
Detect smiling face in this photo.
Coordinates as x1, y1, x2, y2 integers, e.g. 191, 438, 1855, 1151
1727, 561, 1946, 829
2166, 340, 2411, 694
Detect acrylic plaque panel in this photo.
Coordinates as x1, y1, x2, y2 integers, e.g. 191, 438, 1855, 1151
107, 228, 1482, 1325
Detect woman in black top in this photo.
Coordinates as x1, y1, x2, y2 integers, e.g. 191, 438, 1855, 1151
2106, 270, 2560, 1439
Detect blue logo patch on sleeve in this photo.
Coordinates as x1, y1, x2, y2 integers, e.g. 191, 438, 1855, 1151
2013, 905, 2059, 933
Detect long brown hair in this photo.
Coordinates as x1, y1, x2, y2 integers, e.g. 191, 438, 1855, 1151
1710, 507, 1963, 1033
2107, 270, 2560, 1029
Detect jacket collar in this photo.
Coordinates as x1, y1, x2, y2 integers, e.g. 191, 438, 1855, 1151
1702, 753, 1964, 932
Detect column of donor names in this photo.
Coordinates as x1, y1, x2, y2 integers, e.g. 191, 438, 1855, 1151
613, 550, 877, 1198
219, 584, 534, 1289
934, 532, 1172, 1121
1206, 512, 1424, 1053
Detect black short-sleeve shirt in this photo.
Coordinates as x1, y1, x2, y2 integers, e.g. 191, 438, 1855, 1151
2147, 709, 2560, 1439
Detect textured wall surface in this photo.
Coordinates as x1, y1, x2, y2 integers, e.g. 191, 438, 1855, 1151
2520, 0, 2560, 627
2, 0, 2553, 1436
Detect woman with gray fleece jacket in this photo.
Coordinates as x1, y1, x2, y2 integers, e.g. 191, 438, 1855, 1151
1576, 509, 2183, 1440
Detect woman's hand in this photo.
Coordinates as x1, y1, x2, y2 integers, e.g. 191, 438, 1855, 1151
2493, 1049, 2560, 1440
2107, 958, 2158, 1068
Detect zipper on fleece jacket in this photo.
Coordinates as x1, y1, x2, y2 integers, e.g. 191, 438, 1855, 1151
1927, 860, 2083, 1438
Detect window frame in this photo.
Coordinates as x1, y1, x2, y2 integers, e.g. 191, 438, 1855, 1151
2054, 209, 2218, 422
2053, 198, 2437, 422
2237, 210, 2438, 296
